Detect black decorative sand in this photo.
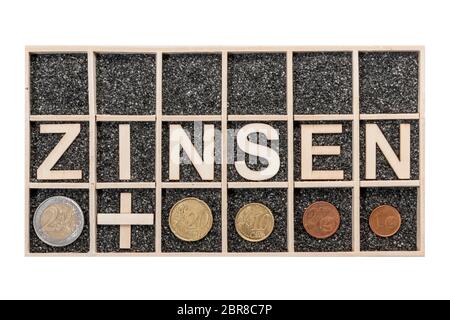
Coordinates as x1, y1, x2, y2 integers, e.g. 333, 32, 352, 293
294, 188, 353, 252
228, 121, 288, 182
228, 53, 286, 115
359, 51, 418, 114
162, 122, 221, 182
96, 189, 155, 253
360, 120, 419, 180
293, 52, 352, 114
294, 121, 353, 181
29, 189, 89, 253
30, 122, 89, 182
161, 189, 222, 252
27, 49, 422, 255
162, 54, 222, 115
96, 54, 156, 115
97, 122, 155, 182
228, 188, 287, 252
30, 54, 89, 115
360, 187, 417, 251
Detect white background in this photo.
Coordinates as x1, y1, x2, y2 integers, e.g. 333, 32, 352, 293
0, 0, 448, 299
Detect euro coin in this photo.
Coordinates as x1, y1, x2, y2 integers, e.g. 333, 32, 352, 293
169, 197, 213, 242
33, 196, 84, 247
303, 201, 340, 239
235, 203, 274, 242
369, 205, 401, 237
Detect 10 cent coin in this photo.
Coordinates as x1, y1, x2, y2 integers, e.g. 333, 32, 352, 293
33, 196, 84, 247
303, 201, 340, 239
169, 197, 213, 242
369, 205, 401, 237
235, 203, 274, 242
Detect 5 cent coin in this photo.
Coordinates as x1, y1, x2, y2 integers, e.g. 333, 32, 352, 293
235, 203, 274, 242
303, 201, 340, 239
369, 205, 401, 237
169, 197, 213, 242
33, 196, 84, 247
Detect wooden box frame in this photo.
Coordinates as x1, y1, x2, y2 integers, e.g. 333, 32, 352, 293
25, 46, 425, 257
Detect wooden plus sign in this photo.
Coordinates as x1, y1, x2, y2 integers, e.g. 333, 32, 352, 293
97, 193, 154, 249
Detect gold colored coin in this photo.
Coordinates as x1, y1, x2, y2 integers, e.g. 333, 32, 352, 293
303, 201, 340, 239
169, 197, 213, 242
235, 203, 274, 242
369, 205, 401, 237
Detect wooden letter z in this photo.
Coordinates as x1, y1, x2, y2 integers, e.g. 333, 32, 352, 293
37, 123, 82, 180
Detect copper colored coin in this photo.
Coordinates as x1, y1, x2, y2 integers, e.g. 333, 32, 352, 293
303, 201, 340, 239
369, 205, 401, 237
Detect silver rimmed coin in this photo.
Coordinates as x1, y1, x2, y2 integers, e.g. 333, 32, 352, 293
33, 196, 84, 247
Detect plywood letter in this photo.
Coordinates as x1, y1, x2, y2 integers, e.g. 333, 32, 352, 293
235, 123, 280, 181
37, 123, 82, 180
365, 123, 411, 179
169, 124, 215, 180
119, 124, 131, 180
301, 124, 344, 180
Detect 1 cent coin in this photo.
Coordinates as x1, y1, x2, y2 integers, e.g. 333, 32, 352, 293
33, 196, 84, 247
169, 197, 213, 242
369, 205, 401, 237
303, 201, 340, 239
235, 203, 274, 242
